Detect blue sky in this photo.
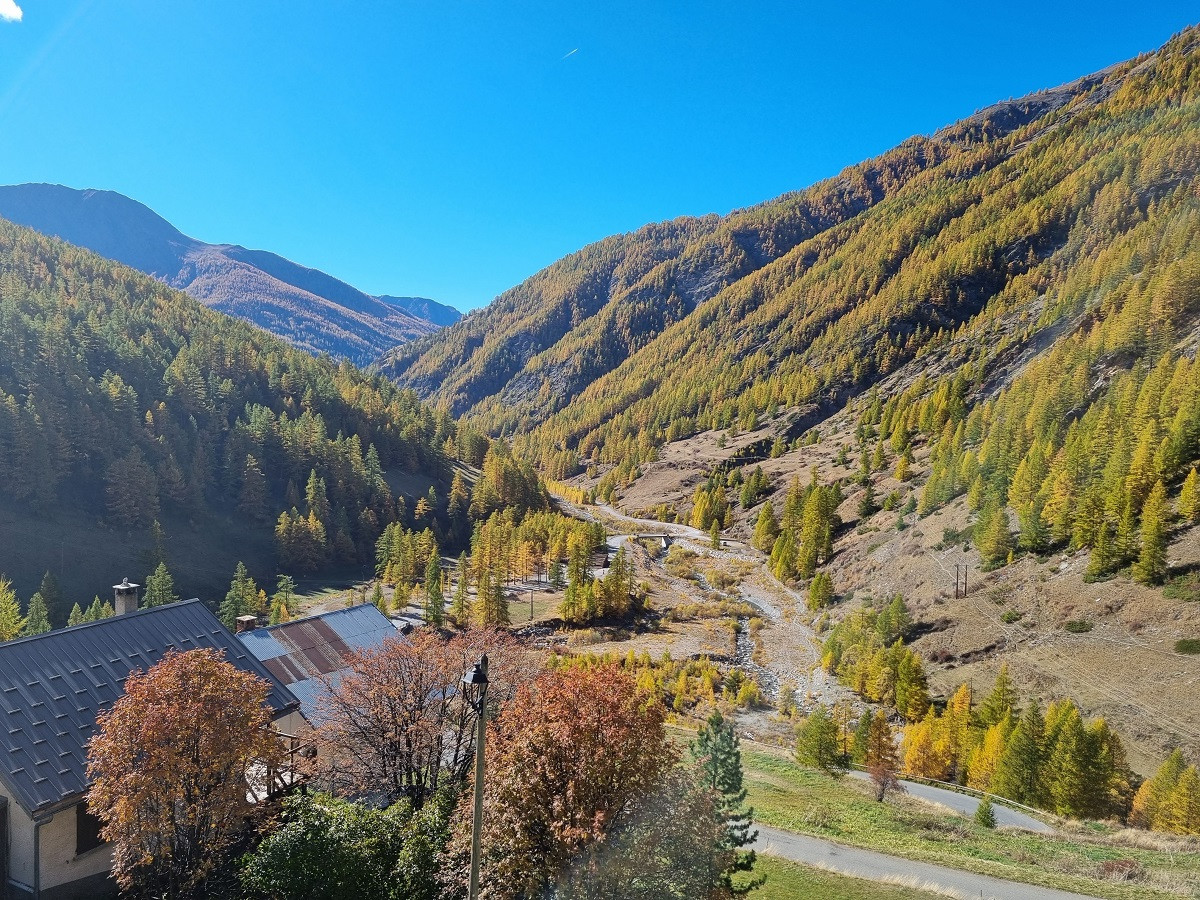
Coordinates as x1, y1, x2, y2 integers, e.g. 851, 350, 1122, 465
0, 3, 1197, 311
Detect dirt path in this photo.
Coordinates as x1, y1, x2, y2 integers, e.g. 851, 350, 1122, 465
559, 497, 855, 711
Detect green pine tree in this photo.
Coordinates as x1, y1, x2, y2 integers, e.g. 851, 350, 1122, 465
991, 700, 1046, 807
219, 561, 257, 629
795, 705, 842, 772
22, 592, 52, 636
690, 710, 762, 894
67, 603, 85, 627
424, 553, 444, 626
37, 571, 65, 629
143, 562, 177, 607
976, 664, 1017, 729
974, 797, 997, 828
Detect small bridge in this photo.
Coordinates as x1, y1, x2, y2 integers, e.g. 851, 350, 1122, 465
628, 533, 673, 550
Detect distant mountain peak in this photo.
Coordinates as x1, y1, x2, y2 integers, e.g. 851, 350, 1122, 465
0, 183, 452, 365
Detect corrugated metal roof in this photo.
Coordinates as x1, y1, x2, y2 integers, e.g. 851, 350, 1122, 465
237, 604, 397, 721
0, 599, 299, 816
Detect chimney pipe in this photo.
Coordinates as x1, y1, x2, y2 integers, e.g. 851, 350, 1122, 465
236, 615, 258, 634
112, 578, 140, 616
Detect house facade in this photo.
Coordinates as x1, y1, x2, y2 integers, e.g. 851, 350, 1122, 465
0, 599, 302, 899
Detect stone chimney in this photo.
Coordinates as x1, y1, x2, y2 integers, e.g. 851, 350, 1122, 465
235, 615, 258, 634
112, 578, 140, 616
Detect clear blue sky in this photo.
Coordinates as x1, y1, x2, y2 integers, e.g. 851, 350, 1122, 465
0, 2, 1196, 311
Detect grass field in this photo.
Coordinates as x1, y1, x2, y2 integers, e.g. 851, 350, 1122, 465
742, 749, 1200, 900
747, 855, 939, 900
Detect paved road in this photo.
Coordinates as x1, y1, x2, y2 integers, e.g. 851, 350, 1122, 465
845, 770, 1054, 834
753, 824, 1100, 900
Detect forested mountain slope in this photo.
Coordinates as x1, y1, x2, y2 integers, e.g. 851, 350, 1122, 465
0, 221, 525, 605
0, 184, 458, 365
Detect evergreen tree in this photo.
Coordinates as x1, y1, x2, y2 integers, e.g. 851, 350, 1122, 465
1133, 480, 1169, 585
690, 711, 761, 893
977, 664, 1018, 729
22, 592, 52, 636
238, 454, 269, 521
974, 797, 996, 828
424, 553, 444, 626
371, 580, 387, 616
549, 558, 565, 589
710, 519, 721, 549
219, 562, 258, 629
850, 711, 874, 766
271, 575, 296, 626
977, 502, 1014, 569
37, 570, 66, 629
796, 705, 842, 773
143, 562, 177, 607
67, 603, 84, 627
991, 700, 1046, 807
451, 553, 470, 623
0, 577, 26, 642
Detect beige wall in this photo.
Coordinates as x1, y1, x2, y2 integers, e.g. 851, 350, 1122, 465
38, 806, 113, 892
0, 782, 36, 890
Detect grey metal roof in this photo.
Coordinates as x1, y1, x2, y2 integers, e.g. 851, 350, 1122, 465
237, 603, 398, 721
0, 599, 299, 816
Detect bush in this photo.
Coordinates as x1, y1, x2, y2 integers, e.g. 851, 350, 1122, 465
1000, 609, 1023, 624
1064, 620, 1093, 633
1163, 572, 1200, 602
974, 797, 996, 829
1175, 638, 1200, 654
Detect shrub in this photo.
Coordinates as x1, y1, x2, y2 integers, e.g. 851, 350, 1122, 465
1175, 638, 1200, 654
974, 797, 996, 829
1163, 572, 1200, 601
1064, 620, 1093, 633
1000, 609, 1023, 624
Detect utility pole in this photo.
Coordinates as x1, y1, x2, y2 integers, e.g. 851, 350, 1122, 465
954, 564, 968, 598
463, 655, 490, 900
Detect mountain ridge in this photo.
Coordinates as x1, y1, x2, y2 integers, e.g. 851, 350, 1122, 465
0, 183, 461, 365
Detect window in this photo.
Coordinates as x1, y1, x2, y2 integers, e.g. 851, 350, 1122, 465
75, 801, 104, 856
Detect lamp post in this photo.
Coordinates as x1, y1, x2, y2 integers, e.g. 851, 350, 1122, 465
463, 655, 489, 900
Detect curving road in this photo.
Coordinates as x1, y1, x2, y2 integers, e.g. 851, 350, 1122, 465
845, 770, 1054, 833
753, 824, 1100, 900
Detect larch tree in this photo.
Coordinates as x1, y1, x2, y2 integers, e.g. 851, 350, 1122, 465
1133, 480, 1169, 585
752, 502, 779, 553
864, 710, 900, 801
86, 649, 283, 898
0, 577, 26, 642
1179, 467, 1200, 524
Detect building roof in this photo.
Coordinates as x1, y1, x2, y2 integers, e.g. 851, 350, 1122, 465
0, 599, 299, 816
237, 603, 398, 722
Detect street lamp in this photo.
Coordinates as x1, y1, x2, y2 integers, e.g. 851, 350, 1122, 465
463, 655, 489, 900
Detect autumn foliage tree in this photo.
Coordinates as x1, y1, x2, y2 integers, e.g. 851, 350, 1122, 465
313, 628, 529, 808
466, 663, 675, 898
86, 649, 284, 898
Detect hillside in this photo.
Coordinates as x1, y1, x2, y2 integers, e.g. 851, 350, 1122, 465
383, 28, 1200, 768
0, 218, 496, 608
0, 184, 460, 365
